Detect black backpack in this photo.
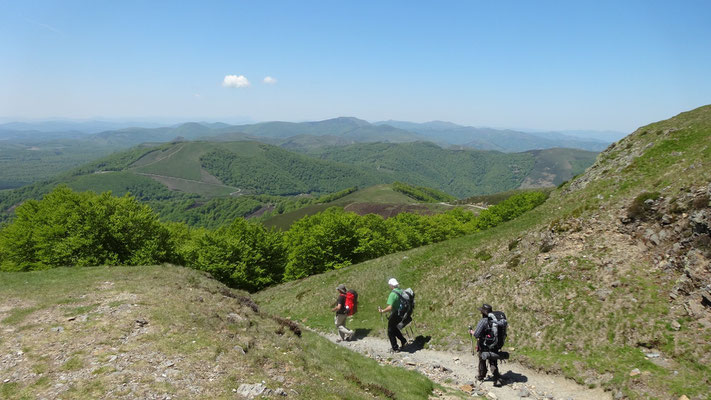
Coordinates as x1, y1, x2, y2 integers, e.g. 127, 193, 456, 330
395, 288, 415, 319
481, 311, 507, 350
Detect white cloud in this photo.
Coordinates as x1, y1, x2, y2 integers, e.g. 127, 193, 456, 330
263, 76, 277, 84
222, 75, 250, 88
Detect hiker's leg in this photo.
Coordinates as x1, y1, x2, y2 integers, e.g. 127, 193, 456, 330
337, 314, 353, 340
490, 358, 500, 383
477, 353, 487, 380
335, 314, 350, 340
394, 325, 407, 347
387, 315, 400, 349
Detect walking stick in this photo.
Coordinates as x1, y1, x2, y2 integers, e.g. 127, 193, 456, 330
379, 307, 386, 337
468, 325, 475, 355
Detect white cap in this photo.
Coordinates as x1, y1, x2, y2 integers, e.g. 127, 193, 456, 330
388, 278, 399, 287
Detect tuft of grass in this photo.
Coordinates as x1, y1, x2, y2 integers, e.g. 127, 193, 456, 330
627, 191, 660, 221
1, 306, 42, 326
61, 356, 84, 371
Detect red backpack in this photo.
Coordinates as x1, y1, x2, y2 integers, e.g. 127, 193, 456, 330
345, 290, 358, 316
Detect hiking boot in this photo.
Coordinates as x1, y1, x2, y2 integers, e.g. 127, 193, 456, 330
335, 338, 342, 343
476, 375, 486, 382
390, 347, 400, 353
492, 374, 502, 387
400, 339, 407, 348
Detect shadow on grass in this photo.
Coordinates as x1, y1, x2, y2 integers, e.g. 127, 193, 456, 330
402, 335, 431, 353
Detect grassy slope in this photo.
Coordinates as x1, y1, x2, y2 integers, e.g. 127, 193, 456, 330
130, 141, 259, 181
0, 265, 436, 399
256, 105, 711, 399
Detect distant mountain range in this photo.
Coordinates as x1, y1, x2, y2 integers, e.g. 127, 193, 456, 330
1, 117, 624, 152
375, 120, 622, 151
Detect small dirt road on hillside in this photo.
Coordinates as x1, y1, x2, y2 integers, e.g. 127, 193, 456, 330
317, 330, 612, 400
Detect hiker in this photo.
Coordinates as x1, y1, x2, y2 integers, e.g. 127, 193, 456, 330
469, 303, 501, 386
332, 284, 354, 342
378, 278, 407, 352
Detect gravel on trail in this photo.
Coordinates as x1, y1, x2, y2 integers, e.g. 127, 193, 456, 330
318, 329, 612, 400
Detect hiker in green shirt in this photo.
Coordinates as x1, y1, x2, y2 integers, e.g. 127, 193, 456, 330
378, 278, 407, 352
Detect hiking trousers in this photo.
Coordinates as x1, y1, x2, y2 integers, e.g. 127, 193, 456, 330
387, 314, 407, 350
478, 352, 499, 381
335, 313, 353, 341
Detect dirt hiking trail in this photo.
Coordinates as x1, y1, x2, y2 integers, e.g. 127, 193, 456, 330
317, 329, 612, 400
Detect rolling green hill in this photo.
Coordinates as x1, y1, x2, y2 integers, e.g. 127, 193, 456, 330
0, 117, 604, 191
255, 105, 711, 399
0, 139, 596, 227
308, 142, 597, 197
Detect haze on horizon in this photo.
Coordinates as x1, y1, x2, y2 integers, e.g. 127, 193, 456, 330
1, 1, 710, 133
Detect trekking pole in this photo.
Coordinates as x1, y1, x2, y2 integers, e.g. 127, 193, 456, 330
468, 325, 475, 355
379, 307, 385, 337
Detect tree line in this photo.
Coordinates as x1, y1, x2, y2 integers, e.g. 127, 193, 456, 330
0, 186, 547, 292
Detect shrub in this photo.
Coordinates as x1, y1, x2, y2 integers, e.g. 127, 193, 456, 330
0, 186, 173, 271
474, 250, 492, 261
627, 191, 661, 221
180, 218, 285, 292
283, 207, 387, 280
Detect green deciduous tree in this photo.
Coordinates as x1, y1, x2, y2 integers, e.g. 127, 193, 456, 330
179, 218, 285, 292
0, 186, 173, 271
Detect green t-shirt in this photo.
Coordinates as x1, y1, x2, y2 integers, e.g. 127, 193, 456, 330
387, 288, 403, 313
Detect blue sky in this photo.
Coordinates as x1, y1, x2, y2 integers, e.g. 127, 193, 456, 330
1, 1, 710, 131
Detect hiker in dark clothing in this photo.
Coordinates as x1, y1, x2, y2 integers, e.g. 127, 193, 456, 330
378, 278, 407, 352
469, 303, 501, 386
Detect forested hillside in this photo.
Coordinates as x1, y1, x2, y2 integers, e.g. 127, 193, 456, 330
0, 139, 596, 226
308, 142, 596, 197
0, 183, 546, 295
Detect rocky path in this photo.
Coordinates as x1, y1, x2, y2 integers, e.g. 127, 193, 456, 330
317, 330, 611, 400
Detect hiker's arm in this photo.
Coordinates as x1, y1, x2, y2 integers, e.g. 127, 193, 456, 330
332, 303, 342, 312
472, 318, 488, 338
379, 305, 392, 313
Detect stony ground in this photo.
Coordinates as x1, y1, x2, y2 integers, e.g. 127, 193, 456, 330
317, 329, 611, 400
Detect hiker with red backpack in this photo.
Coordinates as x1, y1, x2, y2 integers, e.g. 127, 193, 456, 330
332, 284, 356, 342
469, 303, 508, 387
